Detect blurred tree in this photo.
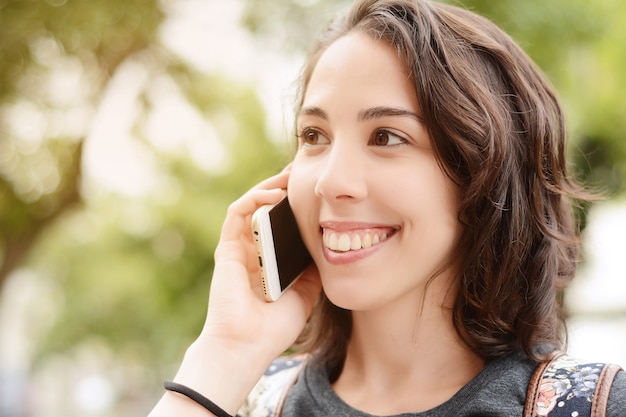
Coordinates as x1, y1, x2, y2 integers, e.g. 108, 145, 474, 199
242, 0, 347, 53
451, 0, 626, 202
31, 69, 288, 365
0, 0, 163, 288
0, 0, 290, 386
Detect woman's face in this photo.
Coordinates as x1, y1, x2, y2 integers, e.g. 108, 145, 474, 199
288, 32, 461, 311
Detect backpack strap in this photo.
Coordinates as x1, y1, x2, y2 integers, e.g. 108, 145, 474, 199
524, 354, 622, 417
592, 363, 622, 416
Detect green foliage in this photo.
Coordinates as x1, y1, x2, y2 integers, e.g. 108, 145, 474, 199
31, 71, 287, 365
0, 0, 163, 285
451, 0, 626, 196
242, 0, 347, 54
0, 0, 290, 382
0, 0, 162, 98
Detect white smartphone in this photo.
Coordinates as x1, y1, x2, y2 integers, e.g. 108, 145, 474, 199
251, 196, 313, 302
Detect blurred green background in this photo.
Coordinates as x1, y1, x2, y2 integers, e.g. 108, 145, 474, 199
0, 0, 625, 416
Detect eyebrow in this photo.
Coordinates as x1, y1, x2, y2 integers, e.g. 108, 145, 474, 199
298, 105, 422, 122
298, 106, 329, 120
358, 106, 422, 122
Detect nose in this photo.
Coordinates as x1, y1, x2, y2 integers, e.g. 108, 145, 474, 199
314, 140, 367, 202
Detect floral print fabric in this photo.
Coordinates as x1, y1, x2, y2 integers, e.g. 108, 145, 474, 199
535, 355, 607, 417
237, 355, 307, 417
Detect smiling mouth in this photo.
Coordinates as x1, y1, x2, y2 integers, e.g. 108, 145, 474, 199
322, 228, 396, 252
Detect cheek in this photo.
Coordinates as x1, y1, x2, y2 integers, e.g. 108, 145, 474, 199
287, 162, 316, 218
287, 163, 320, 253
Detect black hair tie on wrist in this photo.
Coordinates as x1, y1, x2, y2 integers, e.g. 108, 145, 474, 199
164, 380, 234, 417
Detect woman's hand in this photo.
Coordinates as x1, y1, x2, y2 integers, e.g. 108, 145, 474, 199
149, 167, 321, 417
201, 166, 321, 358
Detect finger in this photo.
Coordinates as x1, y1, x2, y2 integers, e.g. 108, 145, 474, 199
250, 168, 290, 192
219, 188, 284, 244
219, 167, 291, 243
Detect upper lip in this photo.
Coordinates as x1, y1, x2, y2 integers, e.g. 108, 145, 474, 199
319, 220, 400, 232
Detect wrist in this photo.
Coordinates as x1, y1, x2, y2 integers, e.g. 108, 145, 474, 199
171, 337, 274, 415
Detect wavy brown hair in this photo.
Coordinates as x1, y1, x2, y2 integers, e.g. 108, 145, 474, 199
293, 0, 588, 377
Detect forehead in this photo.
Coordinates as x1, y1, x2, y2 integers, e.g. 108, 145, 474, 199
302, 32, 418, 112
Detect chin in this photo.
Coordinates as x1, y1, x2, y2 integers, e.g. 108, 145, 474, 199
322, 281, 384, 312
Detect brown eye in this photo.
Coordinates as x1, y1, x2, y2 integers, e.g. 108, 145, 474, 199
370, 129, 405, 146
373, 131, 390, 146
299, 128, 329, 145
304, 130, 318, 144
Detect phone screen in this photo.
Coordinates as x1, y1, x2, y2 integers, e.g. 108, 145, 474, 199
268, 197, 313, 291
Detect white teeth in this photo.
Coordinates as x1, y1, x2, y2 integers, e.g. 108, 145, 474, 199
362, 233, 372, 248
350, 234, 361, 250
324, 230, 390, 251
337, 234, 351, 252
328, 233, 338, 249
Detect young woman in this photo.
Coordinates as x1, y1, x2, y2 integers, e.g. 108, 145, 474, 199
149, 1, 625, 416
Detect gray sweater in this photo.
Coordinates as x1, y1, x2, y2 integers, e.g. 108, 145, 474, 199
282, 353, 626, 416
